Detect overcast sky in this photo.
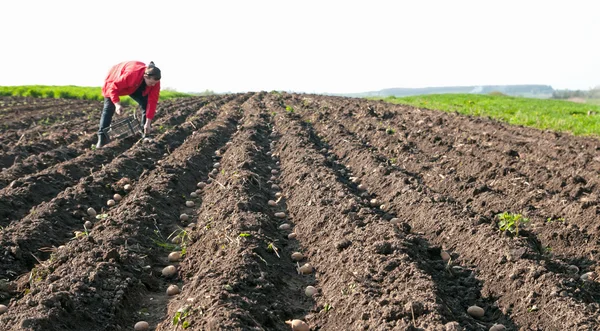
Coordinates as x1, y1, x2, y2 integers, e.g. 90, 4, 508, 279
1, 0, 598, 94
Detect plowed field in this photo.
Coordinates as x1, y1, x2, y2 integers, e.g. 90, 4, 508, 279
0, 92, 599, 331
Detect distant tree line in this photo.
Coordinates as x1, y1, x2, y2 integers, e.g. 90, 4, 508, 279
344, 85, 556, 98
478, 85, 554, 95
552, 87, 600, 99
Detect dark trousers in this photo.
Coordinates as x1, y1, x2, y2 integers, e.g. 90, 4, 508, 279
98, 83, 148, 136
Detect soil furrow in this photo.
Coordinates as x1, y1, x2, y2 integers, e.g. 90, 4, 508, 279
151, 92, 309, 330
0, 121, 92, 170
0, 111, 100, 169
0, 97, 212, 172
0, 97, 229, 224
0, 147, 133, 226
0, 95, 247, 331
287, 95, 600, 271
267, 95, 476, 330
306, 95, 600, 217
0, 97, 220, 191
0, 93, 598, 331
0, 96, 243, 282
285, 95, 599, 330
296, 95, 600, 211
0, 100, 101, 157
0, 99, 100, 131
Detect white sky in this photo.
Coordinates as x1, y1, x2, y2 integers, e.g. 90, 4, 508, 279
1, 0, 598, 94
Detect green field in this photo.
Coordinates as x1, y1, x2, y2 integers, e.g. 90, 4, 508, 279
586, 98, 600, 106
3, 86, 600, 138
0, 85, 195, 106
375, 94, 600, 137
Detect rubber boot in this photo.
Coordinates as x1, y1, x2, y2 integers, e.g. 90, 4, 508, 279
96, 133, 109, 148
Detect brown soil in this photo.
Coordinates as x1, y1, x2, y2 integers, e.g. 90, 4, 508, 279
0, 93, 599, 331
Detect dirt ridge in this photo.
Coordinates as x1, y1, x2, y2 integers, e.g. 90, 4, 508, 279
0, 92, 598, 330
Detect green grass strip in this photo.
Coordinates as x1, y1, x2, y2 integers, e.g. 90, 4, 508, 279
374, 94, 600, 137
0, 85, 195, 105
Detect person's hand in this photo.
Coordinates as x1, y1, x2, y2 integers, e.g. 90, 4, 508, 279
115, 102, 123, 116
144, 118, 152, 135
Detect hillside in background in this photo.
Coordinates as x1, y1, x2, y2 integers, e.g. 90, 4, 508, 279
337, 84, 554, 98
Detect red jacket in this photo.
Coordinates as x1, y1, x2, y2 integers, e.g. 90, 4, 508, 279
102, 61, 161, 120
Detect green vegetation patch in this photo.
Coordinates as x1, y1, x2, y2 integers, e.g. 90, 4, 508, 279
375, 94, 600, 137
0, 85, 196, 105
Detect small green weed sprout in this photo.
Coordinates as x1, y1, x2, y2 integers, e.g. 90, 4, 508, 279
172, 305, 193, 329
168, 228, 190, 257
497, 212, 529, 236
321, 303, 334, 313
267, 242, 281, 258
341, 283, 357, 296
151, 230, 179, 251
29, 267, 49, 287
